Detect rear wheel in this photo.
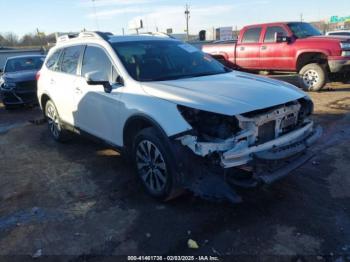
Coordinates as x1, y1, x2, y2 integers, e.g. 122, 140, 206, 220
299, 63, 327, 91
132, 127, 179, 200
45, 100, 70, 142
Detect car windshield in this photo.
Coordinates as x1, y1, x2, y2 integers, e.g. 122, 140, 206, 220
111, 40, 230, 82
4, 56, 44, 73
287, 22, 322, 39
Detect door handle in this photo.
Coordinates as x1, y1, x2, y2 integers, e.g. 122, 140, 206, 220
50, 79, 55, 85
261, 46, 267, 50
240, 46, 245, 51
75, 87, 82, 93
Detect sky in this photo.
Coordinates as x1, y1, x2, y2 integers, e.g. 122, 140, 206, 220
0, 0, 348, 37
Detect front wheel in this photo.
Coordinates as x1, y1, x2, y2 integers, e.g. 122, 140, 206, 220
299, 63, 327, 91
45, 100, 70, 142
132, 127, 179, 200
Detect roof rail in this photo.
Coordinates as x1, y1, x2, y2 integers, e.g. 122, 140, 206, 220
56, 31, 113, 44
78, 31, 113, 41
56, 33, 79, 43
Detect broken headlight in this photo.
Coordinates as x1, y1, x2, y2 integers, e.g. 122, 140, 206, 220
298, 97, 314, 122
177, 105, 240, 140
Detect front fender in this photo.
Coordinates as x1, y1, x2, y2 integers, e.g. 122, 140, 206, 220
118, 90, 192, 146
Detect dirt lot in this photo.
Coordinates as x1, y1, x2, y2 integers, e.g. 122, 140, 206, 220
1, 79, 350, 261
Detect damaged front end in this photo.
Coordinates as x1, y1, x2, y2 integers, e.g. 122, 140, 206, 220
173, 97, 322, 203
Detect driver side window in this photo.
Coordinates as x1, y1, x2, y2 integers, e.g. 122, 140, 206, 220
81, 46, 117, 82
264, 26, 287, 43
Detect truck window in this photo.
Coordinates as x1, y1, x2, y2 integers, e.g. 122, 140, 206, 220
287, 22, 321, 39
242, 27, 262, 43
264, 26, 287, 43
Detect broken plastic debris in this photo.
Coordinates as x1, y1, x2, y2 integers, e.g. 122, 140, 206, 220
187, 239, 199, 249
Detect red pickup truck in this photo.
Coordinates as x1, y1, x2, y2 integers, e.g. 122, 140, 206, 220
202, 22, 350, 91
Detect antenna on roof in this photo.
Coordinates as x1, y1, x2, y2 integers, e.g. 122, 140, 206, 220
91, 0, 100, 30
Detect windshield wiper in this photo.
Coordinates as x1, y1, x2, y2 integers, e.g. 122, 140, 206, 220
190, 70, 231, 78
142, 75, 194, 81
141, 69, 231, 82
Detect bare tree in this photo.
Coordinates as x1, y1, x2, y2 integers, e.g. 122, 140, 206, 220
3, 32, 18, 46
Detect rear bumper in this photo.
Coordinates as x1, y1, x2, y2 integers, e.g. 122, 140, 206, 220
328, 57, 350, 73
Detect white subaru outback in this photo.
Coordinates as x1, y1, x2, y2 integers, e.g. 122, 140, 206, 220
37, 32, 321, 203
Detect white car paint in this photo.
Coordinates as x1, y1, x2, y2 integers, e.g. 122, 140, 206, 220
37, 33, 318, 170
141, 71, 306, 116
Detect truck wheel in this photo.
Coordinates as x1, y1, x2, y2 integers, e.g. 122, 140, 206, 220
132, 127, 179, 200
45, 100, 70, 142
342, 73, 350, 84
299, 63, 327, 91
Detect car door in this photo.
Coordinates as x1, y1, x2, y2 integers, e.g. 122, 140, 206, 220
236, 27, 262, 69
73, 45, 123, 144
260, 25, 293, 70
50, 45, 84, 125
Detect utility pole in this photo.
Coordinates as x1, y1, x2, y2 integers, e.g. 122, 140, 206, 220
300, 13, 303, 22
122, 28, 125, 35
184, 4, 190, 41
92, 0, 100, 30
36, 28, 44, 49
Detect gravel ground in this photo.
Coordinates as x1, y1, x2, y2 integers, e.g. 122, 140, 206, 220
0, 81, 350, 261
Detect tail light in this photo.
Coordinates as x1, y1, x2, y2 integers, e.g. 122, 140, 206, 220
36, 71, 41, 81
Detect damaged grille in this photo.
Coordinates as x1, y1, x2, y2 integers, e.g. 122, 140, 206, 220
256, 121, 276, 145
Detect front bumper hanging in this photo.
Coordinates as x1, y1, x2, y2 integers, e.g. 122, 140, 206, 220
174, 124, 322, 204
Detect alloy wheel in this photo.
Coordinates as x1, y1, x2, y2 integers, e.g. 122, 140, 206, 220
135, 140, 168, 194
46, 103, 60, 139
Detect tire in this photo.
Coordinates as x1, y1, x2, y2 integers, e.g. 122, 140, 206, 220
132, 127, 178, 200
299, 63, 327, 91
44, 100, 70, 142
342, 73, 350, 84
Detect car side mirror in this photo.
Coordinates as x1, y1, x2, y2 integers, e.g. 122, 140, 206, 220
115, 75, 124, 86
85, 71, 112, 93
275, 32, 290, 43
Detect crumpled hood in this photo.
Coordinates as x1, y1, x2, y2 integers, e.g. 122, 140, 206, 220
2, 70, 37, 83
141, 71, 306, 115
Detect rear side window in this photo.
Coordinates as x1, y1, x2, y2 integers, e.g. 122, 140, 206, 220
264, 26, 288, 43
60, 45, 84, 75
46, 49, 62, 71
242, 27, 262, 43
81, 46, 114, 82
